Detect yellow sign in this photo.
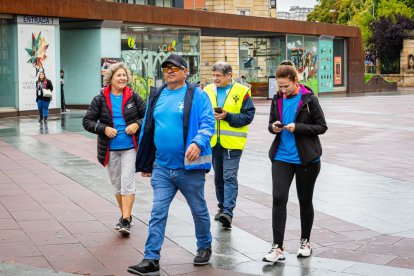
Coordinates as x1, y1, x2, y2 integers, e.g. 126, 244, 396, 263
148, 78, 154, 96
127, 37, 135, 49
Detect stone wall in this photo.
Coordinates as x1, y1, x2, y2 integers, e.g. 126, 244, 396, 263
365, 75, 397, 92
387, 37, 414, 87
401, 38, 414, 75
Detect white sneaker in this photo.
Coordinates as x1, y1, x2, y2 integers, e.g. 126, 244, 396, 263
297, 239, 312, 257
262, 244, 286, 263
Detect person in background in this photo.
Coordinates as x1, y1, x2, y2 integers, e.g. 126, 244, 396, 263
128, 54, 215, 275
262, 65, 327, 263
82, 62, 146, 236
204, 61, 255, 229
60, 69, 67, 112
35, 71, 53, 123
238, 75, 251, 88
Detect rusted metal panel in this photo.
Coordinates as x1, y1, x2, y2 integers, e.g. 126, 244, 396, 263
1, 0, 359, 37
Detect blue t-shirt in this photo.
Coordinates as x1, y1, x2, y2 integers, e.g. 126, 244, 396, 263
110, 92, 134, 150
153, 84, 187, 169
275, 91, 302, 164
217, 84, 232, 107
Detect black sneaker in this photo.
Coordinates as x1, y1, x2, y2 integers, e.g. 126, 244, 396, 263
115, 216, 133, 230
218, 213, 232, 229
214, 209, 223, 221
193, 247, 212, 266
38, 117, 43, 122
119, 218, 131, 235
127, 259, 160, 275
115, 217, 122, 230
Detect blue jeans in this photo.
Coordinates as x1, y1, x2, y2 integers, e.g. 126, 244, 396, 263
212, 144, 242, 218
144, 164, 212, 260
37, 99, 50, 118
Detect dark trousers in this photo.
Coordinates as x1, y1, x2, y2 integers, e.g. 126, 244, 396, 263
61, 84, 66, 111
271, 160, 320, 247
212, 144, 242, 218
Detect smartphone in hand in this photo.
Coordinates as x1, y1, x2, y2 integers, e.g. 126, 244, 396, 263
214, 106, 223, 114
273, 123, 285, 128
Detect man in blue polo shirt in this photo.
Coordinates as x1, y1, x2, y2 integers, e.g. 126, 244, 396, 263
128, 54, 215, 276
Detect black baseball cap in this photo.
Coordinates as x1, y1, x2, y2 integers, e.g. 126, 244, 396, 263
161, 54, 188, 68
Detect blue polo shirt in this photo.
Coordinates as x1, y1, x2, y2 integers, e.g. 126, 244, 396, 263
153, 84, 187, 169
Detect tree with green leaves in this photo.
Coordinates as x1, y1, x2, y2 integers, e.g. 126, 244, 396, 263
308, 0, 413, 48
368, 15, 414, 73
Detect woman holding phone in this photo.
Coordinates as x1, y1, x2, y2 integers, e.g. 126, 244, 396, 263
262, 65, 327, 263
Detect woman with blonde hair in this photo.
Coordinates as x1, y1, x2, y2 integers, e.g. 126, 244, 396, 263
83, 62, 146, 235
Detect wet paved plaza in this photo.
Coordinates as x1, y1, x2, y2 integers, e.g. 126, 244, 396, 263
1, 91, 414, 275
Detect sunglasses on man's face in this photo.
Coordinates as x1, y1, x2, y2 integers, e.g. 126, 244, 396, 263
162, 66, 183, 73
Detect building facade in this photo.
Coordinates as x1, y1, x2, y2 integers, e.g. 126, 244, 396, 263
277, 6, 314, 21
198, 0, 276, 84
0, 0, 367, 117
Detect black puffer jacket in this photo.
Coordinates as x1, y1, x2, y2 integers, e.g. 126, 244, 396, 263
268, 84, 327, 165
83, 85, 146, 166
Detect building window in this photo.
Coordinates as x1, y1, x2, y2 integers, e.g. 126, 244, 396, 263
238, 10, 250, 16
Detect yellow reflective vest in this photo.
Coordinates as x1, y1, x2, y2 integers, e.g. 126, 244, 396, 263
204, 82, 251, 150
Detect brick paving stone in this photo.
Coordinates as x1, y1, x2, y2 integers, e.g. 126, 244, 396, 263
37, 243, 112, 275
0, 218, 20, 230
2, 94, 414, 275
317, 248, 397, 266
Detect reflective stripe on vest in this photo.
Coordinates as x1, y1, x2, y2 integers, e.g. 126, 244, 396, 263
204, 82, 250, 150
219, 130, 247, 138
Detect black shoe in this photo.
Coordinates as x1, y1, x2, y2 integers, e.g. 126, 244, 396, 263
43, 117, 47, 123
39, 117, 43, 122
214, 209, 223, 221
127, 259, 160, 275
115, 216, 132, 230
218, 213, 232, 229
115, 217, 122, 230
119, 218, 131, 235
193, 247, 212, 265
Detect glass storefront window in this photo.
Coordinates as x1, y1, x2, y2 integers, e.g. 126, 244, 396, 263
121, 24, 200, 99
302, 36, 318, 92
0, 18, 17, 109
239, 36, 286, 83
286, 35, 321, 93
287, 35, 304, 72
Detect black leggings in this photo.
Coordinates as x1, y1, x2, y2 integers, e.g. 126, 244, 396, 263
271, 160, 320, 248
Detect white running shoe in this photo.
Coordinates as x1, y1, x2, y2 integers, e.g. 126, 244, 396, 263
297, 238, 312, 257
262, 244, 286, 263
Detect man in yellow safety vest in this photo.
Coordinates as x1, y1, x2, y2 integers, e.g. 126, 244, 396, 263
204, 61, 256, 229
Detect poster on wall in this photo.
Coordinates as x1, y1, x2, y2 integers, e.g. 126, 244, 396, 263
268, 76, 276, 99
17, 18, 57, 111
301, 38, 318, 94
334, 56, 342, 85
318, 37, 334, 93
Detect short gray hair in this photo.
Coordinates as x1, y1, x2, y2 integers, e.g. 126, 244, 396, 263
211, 61, 232, 75
103, 62, 132, 86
